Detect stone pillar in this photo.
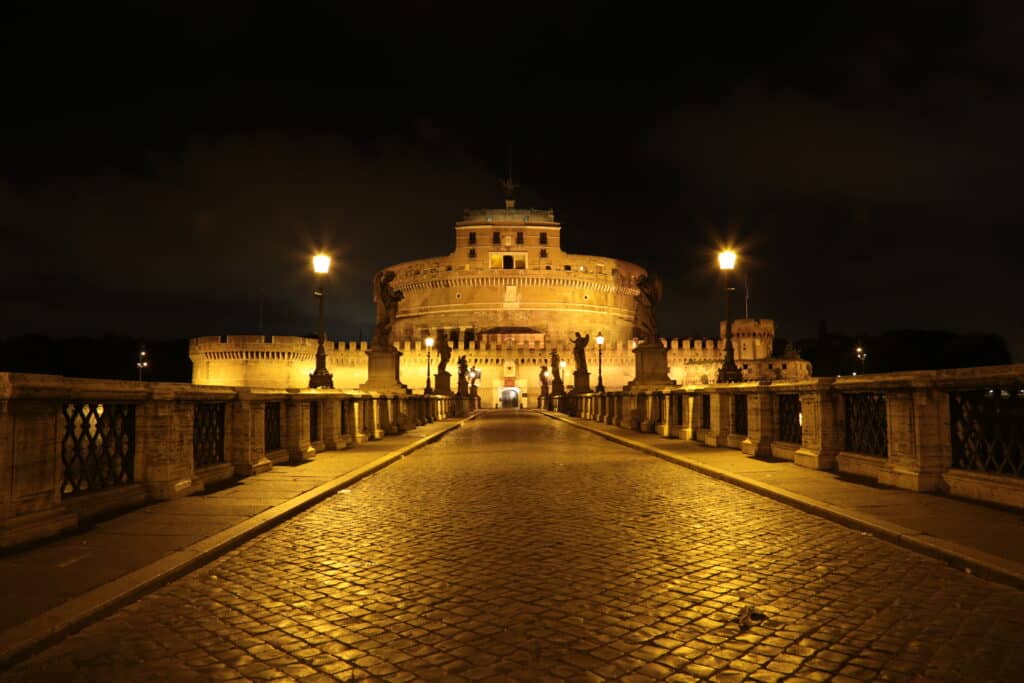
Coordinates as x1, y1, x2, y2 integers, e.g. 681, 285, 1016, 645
656, 392, 672, 437
703, 391, 730, 447
619, 393, 638, 431
0, 395, 77, 549
368, 397, 385, 440
625, 340, 677, 391
877, 386, 950, 491
322, 397, 343, 450
638, 393, 656, 433
229, 393, 273, 476
609, 393, 622, 426
138, 389, 202, 500
349, 398, 368, 444
572, 370, 591, 394
383, 397, 398, 434
434, 371, 452, 396
794, 380, 841, 470
284, 395, 314, 464
361, 347, 409, 394
741, 384, 775, 457
672, 392, 694, 440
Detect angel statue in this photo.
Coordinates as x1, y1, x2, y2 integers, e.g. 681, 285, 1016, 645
436, 330, 452, 374
633, 273, 663, 342
570, 332, 590, 374
371, 270, 404, 349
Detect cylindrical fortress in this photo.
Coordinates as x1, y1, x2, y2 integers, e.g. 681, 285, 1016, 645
190, 201, 812, 400
384, 206, 647, 345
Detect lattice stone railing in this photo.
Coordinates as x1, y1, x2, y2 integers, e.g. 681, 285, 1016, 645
844, 393, 887, 458
950, 387, 1024, 477
193, 402, 226, 468
61, 401, 136, 496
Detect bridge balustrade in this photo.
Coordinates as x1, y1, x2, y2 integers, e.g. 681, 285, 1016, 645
553, 365, 1024, 511
0, 372, 473, 549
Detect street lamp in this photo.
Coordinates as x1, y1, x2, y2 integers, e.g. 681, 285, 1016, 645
596, 331, 605, 392
855, 345, 867, 374
137, 344, 149, 381
309, 253, 334, 388
424, 336, 434, 394
717, 249, 743, 383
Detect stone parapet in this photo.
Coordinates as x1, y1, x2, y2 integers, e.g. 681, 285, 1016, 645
0, 372, 467, 549
550, 362, 1024, 510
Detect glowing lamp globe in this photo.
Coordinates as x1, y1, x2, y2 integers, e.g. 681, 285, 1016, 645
312, 253, 331, 274
717, 250, 737, 271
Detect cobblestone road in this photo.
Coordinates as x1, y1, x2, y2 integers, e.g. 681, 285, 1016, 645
9, 411, 1024, 682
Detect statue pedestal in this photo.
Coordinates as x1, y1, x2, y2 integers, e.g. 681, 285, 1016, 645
625, 340, 677, 391
456, 377, 469, 397
572, 370, 591, 394
360, 347, 409, 394
434, 371, 452, 396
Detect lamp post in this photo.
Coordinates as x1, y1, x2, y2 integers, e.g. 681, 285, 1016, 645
596, 331, 605, 392
855, 345, 867, 374
424, 336, 434, 394
717, 249, 743, 383
309, 253, 334, 388
137, 344, 149, 381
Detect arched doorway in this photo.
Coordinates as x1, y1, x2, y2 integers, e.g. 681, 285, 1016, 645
500, 387, 520, 408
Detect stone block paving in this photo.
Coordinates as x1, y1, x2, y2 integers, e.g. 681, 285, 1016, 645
8, 411, 1024, 682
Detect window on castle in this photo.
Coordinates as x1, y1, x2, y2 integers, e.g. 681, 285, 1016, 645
516, 231, 524, 244
540, 248, 548, 258
540, 232, 548, 245
468, 248, 476, 258
564, 265, 572, 271
490, 252, 526, 269
492, 231, 500, 244
468, 231, 477, 245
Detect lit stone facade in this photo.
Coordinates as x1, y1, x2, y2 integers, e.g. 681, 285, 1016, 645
191, 204, 811, 405
387, 206, 645, 344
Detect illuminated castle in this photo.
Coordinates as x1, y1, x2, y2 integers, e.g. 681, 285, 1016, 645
192, 200, 810, 405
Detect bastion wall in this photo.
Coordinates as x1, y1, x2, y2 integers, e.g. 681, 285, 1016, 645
190, 326, 811, 408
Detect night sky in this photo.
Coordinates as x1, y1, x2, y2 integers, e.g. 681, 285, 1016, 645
3, 3, 1023, 360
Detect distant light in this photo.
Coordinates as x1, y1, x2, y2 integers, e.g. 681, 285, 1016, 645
312, 253, 331, 274
559, 360, 567, 369
718, 249, 737, 271
425, 336, 434, 348
596, 332, 605, 346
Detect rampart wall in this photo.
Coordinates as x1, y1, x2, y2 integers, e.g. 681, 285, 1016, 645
190, 333, 812, 406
